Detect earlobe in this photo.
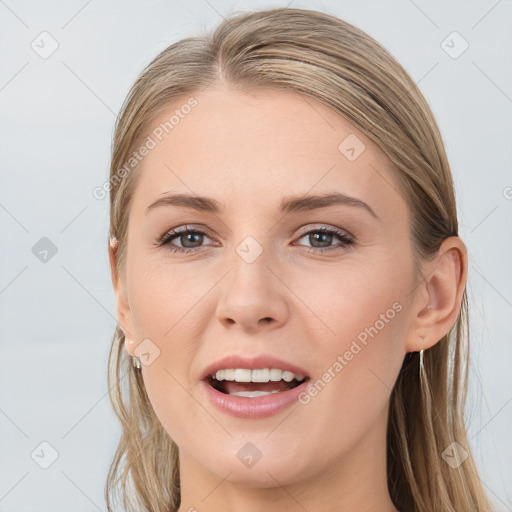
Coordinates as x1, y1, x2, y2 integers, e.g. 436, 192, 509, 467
124, 336, 136, 357
405, 236, 468, 352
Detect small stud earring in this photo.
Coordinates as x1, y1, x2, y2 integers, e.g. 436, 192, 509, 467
110, 235, 118, 248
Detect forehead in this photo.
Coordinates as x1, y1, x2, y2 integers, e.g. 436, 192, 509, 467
131, 85, 407, 222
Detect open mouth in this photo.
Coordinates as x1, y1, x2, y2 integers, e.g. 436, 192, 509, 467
206, 375, 309, 398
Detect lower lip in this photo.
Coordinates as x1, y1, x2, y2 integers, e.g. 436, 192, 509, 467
200, 378, 310, 419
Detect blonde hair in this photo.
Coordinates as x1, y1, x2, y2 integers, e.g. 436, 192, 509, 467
105, 7, 494, 511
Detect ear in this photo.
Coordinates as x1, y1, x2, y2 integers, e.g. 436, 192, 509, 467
404, 236, 468, 352
109, 237, 137, 358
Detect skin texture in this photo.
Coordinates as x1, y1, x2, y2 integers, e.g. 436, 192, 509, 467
110, 84, 468, 512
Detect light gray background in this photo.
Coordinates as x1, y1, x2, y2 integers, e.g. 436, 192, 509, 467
0, 0, 511, 511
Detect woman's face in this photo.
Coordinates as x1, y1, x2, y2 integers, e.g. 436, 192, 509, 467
115, 84, 422, 490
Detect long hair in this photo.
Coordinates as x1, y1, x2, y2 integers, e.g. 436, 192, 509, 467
105, 7, 493, 511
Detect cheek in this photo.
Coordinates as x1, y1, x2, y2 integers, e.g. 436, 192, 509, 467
126, 256, 215, 437
128, 252, 208, 338
288, 254, 407, 344
289, 257, 408, 411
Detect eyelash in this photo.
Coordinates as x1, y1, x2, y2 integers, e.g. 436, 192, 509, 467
156, 224, 354, 255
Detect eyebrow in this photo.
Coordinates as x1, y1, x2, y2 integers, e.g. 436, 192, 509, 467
146, 192, 378, 219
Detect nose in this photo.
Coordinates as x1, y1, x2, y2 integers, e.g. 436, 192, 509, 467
215, 247, 289, 334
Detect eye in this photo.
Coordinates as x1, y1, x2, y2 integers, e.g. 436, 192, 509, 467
157, 225, 214, 254
294, 226, 354, 253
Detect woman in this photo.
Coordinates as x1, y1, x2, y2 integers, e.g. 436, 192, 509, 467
105, 7, 494, 512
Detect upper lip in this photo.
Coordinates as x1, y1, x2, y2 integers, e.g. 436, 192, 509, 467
200, 354, 310, 381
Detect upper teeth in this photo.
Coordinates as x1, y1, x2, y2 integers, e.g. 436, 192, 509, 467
211, 368, 306, 383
